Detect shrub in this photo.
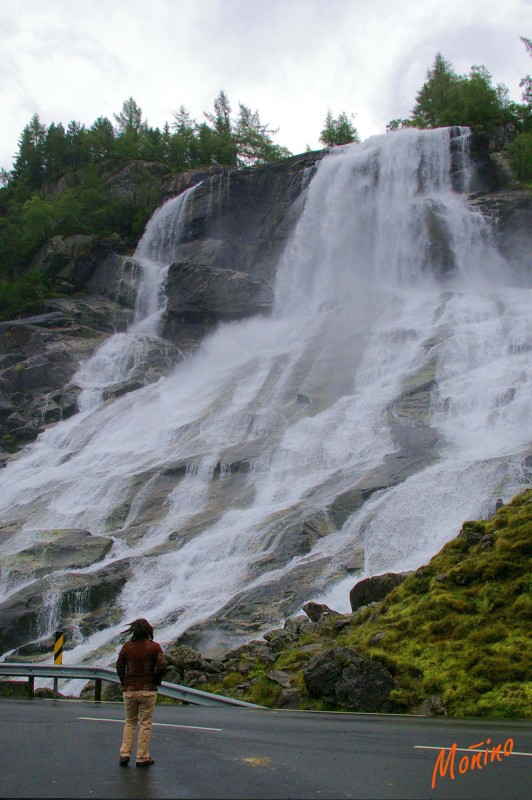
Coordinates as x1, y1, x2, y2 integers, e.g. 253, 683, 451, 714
506, 132, 532, 182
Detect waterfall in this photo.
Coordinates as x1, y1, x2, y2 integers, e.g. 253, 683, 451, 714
0, 128, 530, 678
75, 186, 197, 410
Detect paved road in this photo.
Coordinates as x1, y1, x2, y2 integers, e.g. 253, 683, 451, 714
0, 698, 530, 798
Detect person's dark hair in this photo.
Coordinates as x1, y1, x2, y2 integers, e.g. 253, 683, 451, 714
122, 618, 154, 640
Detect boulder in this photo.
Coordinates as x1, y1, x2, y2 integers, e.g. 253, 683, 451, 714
165, 644, 206, 673
267, 669, 292, 688
303, 601, 340, 622
283, 615, 313, 636
264, 630, 296, 652
349, 572, 411, 612
303, 646, 394, 711
276, 688, 302, 708
414, 693, 448, 716
335, 658, 395, 711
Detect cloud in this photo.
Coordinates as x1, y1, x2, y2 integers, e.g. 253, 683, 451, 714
0, 0, 530, 169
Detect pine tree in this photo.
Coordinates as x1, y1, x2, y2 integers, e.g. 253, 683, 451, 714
12, 114, 47, 188
319, 111, 359, 146
171, 105, 200, 167
411, 53, 459, 128
65, 121, 86, 170
44, 122, 69, 180
84, 117, 116, 163
114, 97, 144, 134
235, 103, 291, 165
204, 91, 238, 165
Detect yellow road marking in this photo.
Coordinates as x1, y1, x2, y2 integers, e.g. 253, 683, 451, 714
241, 757, 271, 767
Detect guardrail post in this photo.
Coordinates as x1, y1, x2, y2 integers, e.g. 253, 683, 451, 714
53, 630, 64, 698
27, 676, 34, 699
94, 679, 102, 702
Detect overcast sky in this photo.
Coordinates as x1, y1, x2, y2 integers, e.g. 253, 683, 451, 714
1, 0, 531, 171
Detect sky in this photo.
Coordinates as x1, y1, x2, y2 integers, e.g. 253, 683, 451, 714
0, 0, 531, 171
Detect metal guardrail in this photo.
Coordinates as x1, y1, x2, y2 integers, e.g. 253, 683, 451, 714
0, 663, 263, 708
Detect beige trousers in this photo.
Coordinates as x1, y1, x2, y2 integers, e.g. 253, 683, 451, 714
120, 690, 158, 761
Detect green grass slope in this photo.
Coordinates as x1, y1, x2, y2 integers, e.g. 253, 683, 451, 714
220, 490, 531, 717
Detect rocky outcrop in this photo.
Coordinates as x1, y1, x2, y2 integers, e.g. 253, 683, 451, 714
1, 529, 113, 584
302, 601, 340, 622
102, 161, 227, 207
165, 152, 321, 284
163, 612, 395, 713
303, 647, 395, 711
469, 189, 532, 280
146, 592, 392, 710
0, 297, 130, 458
162, 260, 273, 341
174, 555, 331, 654
467, 129, 517, 192
0, 558, 131, 654
349, 572, 411, 612
33, 234, 127, 294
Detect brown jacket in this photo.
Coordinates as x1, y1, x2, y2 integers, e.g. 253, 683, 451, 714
116, 638, 167, 691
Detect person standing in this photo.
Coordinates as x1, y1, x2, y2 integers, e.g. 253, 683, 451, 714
116, 618, 167, 767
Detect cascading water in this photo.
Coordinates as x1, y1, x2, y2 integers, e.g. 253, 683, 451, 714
0, 128, 530, 684
75, 186, 197, 411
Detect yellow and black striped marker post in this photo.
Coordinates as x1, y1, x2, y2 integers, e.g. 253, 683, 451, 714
53, 631, 64, 697
53, 631, 64, 664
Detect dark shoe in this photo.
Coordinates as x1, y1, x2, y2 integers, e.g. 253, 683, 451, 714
136, 758, 155, 767
119, 757, 130, 766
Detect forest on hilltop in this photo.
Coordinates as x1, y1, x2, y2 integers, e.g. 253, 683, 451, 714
0, 41, 531, 320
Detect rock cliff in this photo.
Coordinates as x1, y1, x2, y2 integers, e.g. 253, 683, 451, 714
0, 138, 530, 668
0, 152, 321, 458
2, 146, 529, 461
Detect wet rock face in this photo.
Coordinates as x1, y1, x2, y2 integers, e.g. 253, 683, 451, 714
0, 558, 131, 654
469, 189, 532, 282
0, 297, 130, 459
86, 255, 143, 309
1, 529, 113, 583
162, 261, 273, 340
33, 234, 127, 294
168, 152, 321, 283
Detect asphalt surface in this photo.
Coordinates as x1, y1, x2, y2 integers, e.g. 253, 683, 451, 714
0, 698, 530, 799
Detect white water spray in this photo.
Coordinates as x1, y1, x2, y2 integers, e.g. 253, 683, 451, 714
0, 129, 530, 681
75, 187, 196, 410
